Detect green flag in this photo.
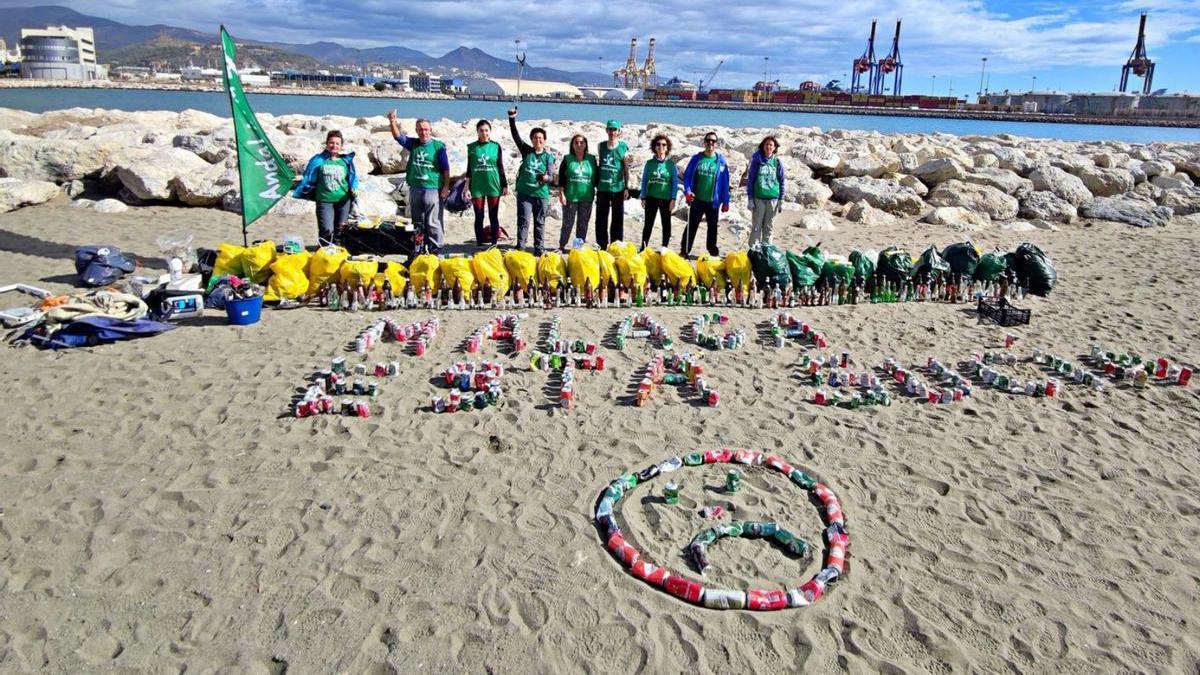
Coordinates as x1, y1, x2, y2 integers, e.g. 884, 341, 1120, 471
220, 26, 293, 232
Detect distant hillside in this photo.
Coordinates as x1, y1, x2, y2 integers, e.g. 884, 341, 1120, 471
2, 5, 624, 85
104, 35, 321, 71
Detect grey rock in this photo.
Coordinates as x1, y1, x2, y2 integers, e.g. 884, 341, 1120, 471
845, 200, 896, 226
114, 147, 210, 201
911, 158, 966, 187
1075, 165, 1135, 197
960, 167, 1034, 198
830, 176, 924, 215
926, 179, 1019, 221
92, 198, 130, 213
923, 206, 991, 230
1019, 191, 1077, 223
1029, 166, 1092, 206
1150, 174, 1193, 190
1158, 188, 1200, 216
1080, 196, 1173, 228
795, 209, 836, 230
0, 177, 61, 212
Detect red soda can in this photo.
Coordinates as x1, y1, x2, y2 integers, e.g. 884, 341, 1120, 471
1179, 365, 1193, 387
355, 401, 371, 418
632, 559, 670, 587
1044, 380, 1058, 397
798, 578, 825, 604
927, 389, 940, 404
765, 455, 795, 476
1104, 361, 1115, 376
294, 402, 311, 418
801, 322, 810, 336
414, 340, 426, 356
665, 576, 704, 604
1155, 357, 1169, 379
585, 342, 596, 355
596, 355, 606, 371
1005, 333, 1015, 348
827, 543, 848, 573
747, 589, 788, 611
701, 505, 726, 519
704, 448, 732, 463
707, 390, 720, 406
814, 484, 836, 504
953, 388, 964, 402
374, 362, 387, 377
824, 502, 844, 525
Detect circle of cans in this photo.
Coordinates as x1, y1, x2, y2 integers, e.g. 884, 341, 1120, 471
595, 448, 849, 611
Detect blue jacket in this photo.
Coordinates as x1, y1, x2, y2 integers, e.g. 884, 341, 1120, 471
746, 150, 786, 200
293, 151, 359, 201
682, 152, 731, 208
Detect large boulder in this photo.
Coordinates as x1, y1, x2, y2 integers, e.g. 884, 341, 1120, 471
1080, 196, 1173, 228
910, 158, 966, 187
1158, 188, 1200, 216
114, 147, 210, 201
992, 147, 1036, 176
170, 161, 237, 207
898, 174, 929, 197
92, 198, 130, 213
0, 177, 61, 212
926, 179, 1019, 221
1150, 174, 1193, 191
788, 176, 833, 207
368, 137, 408, 174
172, 133, 231, 163
1029, 166, 1092, 206
1019, 191, 1077, 223
1140, 159, 1175, 178
794, 209, 836, 231
1074, 165, 1135, 197
830, 176, 924, 215
845, 200, 896, 226
790, 142, 841, 173
922, 206, 991, 230
837, 154, 896, 178
959, 167, 1034, 198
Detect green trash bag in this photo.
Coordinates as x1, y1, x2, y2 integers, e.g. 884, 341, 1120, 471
748, 243, 790, 287
821, 259, 855, 286
942, 241, 981, 278
912, 245, 951, 280
798, 244, 824, 276
1006, 242, 1057, 296
786, 250, 820, 287
848, 250, 876, 282
974, 252, 1007, 281
877, 247, 914, 282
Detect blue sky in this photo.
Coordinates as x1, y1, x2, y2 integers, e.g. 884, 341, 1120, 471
11, 0, 1200, 94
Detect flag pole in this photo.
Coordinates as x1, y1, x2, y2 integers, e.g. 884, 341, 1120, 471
219, 25, 250, 247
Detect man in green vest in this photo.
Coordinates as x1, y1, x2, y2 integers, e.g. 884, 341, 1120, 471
389, 111, 451, 253
508, 107, 557, 256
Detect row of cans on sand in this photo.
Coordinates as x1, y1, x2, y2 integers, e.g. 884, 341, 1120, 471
635, 353, 720, 407
770, 313, 830, 349
294, 395, 372, 418
812, 387, 893, 407
594, 451, 849, 610
431, 387, 501, 413
354, 316, 441, 356
880, 357, 971, 404
689, 521, 812, 575
615, 313, 672, 350
466, 313, 528, 354
689, 314, 744, 350
440, 361, 504, 392
1087, 346, 1192, 386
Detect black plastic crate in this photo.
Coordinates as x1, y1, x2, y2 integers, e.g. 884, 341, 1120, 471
977, 296, 1031, 326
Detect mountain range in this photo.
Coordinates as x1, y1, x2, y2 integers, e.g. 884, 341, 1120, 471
0, 5, 616, 85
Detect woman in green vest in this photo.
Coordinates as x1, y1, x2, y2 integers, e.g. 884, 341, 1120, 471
293, 130, 360, 246
744, 135, 786, 247
466, 119, 508, 247
595, 120, 630, 248
508, 107, 557, 255
556, 134, 598, 251
639, 134, 678, 250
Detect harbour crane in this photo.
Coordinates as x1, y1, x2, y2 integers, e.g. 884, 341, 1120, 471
874, 20, 903, 96
698, 59, 725, 94
639, 37, 658, 89
1119, 13, 1155, 95
851, 19, 878, 95
613, 38, 640, 88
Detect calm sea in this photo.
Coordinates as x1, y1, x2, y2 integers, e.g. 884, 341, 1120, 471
3, 87, 1200, 144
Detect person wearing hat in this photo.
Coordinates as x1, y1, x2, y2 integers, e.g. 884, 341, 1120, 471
594, 120, 630, 249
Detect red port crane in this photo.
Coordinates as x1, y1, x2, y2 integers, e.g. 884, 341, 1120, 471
874, 20, 903, 96
1119, 13, 1155, 95
851, 19, 878, 95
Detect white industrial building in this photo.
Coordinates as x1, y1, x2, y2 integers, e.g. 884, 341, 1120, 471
466, 77, 582, 98
18, 25, 98, 80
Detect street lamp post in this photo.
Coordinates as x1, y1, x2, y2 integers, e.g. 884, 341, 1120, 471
1031, 75, 1037, 92
931, 74, 936, 95
978, 57, 987, 101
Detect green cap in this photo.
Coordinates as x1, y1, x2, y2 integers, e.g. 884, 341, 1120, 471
606, 120, 621, 130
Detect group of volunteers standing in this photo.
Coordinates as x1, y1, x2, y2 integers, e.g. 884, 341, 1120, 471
294, 108, 788, 256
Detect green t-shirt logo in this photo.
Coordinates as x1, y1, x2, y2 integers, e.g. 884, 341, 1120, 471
467, 141, 502, 197
754, 157, 781, 199
407, 140, 444, 189
314, 157, 349, 203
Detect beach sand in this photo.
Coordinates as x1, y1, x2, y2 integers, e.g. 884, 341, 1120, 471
1, 197, 1198, 672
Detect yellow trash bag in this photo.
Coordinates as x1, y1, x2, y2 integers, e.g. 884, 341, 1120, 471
263, 252, 311, 302
661, 250, 697, 288
537, 251, 567, 290
338, 258, 382, 287
696, 254, 727, 289
504, 249, 538, 288
607, 240, 638, 259
567, 248, 601, 290
438, 256, 475, 293
616, 252, 648, 289
641, 247, 663, 284
408, 253, 440, 292
471, 247, 511, 297
597, 250, 618, 289
308, 245, 349, 290
373, 261, 408, 295
724, 250, 752, 291
213, 240, 276, 284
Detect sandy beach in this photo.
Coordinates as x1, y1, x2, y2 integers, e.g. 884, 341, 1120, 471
1, 179, 1198, 671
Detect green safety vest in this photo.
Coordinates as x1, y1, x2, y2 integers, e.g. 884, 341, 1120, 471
517, 150, 553, 198
597, 140, 628, 193
643, 158, 674, 201
561, 154, 597, 203
406, 139, 445, 189
314, 156, 349, 203
467, 141, 502, 197
692, 154, 718, 202
754, 156, 781, 199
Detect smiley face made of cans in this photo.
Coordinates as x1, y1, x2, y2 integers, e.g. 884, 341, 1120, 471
595, 449, 850, 610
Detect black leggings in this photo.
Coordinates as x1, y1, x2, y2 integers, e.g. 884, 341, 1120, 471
641, 197, 672, 249
595, 190, 625, 248
684, 200, 719, 257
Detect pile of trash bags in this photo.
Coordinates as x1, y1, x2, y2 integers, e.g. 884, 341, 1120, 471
203, 237, 1058, 301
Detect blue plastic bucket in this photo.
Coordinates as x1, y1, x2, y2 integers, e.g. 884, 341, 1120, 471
225, 294, 263, 325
